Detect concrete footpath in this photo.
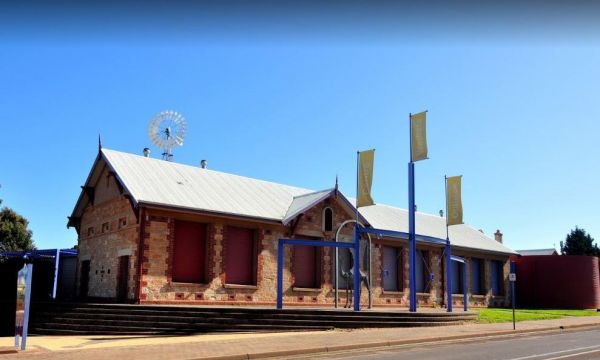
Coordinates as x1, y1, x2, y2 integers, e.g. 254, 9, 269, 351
1, 316, 600, 360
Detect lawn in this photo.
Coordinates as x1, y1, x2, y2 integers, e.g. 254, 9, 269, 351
476, 308, 600, 323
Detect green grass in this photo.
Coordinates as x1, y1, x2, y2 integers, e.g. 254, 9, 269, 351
476, 308, 600, 323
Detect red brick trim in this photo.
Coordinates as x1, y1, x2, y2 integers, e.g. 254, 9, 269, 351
255, 229, 264, 287
221, 225, 228, 284
135, 207, 146, 303
206, 224, 216, 280
166, 218, 175, 281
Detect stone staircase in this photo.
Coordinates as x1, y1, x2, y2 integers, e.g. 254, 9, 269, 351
30, 302, 477, 335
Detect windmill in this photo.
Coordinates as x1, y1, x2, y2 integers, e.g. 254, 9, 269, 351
148, 110, 187, 161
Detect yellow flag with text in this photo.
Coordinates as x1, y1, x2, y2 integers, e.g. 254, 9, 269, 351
410, 111, 428, 162
357, 149, 375, 208
446, 176, 463, 226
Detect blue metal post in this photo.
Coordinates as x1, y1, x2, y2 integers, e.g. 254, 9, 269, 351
463, 261, 468, 311
276, 240, 284, 310
52, 249, 60, 299
408, 162, 417, 312
446, 240, 453, 312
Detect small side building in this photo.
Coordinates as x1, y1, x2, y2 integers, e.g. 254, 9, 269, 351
513, 252, 600, 309
67, 148, 517, 308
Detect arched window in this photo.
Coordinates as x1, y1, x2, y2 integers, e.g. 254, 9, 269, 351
322, 207, 333, 232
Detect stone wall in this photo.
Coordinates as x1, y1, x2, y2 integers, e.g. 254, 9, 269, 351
78, 190, 510, 308
78, 195, 138, 300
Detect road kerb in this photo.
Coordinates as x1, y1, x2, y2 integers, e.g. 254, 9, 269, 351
196, 322, 600, 360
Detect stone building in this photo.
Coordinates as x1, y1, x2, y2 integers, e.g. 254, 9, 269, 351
68, 148, 516, 308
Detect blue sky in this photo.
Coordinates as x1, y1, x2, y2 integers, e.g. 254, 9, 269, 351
1, 2, 599, 251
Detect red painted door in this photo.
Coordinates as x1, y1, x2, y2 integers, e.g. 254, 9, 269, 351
225, 226, 255, 285
293, 237, 321, 289
172, 221, 207, 283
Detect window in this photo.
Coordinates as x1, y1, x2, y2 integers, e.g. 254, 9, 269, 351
322, 207, 333, 232
471, 258, 485, 295
102, 222, 110, 233
87, 227, 95, 237
491, 260, 505, 296
415, 250, 430, 293
172, 220, 207, 283
225, 226, 257, 285
382, 246, 403, 291
118, 217, 127, 229
451, 261, 464, 294
293, 236, 321, 288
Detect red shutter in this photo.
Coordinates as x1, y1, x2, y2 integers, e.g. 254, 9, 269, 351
293, 238, 321, 288
172, 221, 207, 283
225, 227, 255, 285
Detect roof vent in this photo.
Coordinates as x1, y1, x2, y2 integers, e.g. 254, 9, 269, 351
143, 148, 151, 158
200, 159, 207, 169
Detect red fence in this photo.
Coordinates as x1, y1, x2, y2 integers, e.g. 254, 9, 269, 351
512, 255, 600, 309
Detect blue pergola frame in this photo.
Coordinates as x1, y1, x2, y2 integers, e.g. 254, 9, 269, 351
0, 249, 78, 300
359, 227, 467, 312
276, 228, 468, 312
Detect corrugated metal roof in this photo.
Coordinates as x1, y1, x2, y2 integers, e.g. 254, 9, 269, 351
102, 149, 312, 221
358, 204, 517, 255
91, 148, 516, 255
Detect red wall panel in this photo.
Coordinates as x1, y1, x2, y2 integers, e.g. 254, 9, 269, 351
225, 227, 255, 285
293, 236, 322, 289
514, 255, 600, 309
172, 221, 207, 283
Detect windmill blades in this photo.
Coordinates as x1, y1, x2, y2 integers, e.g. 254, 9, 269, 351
147, 110, 188, 160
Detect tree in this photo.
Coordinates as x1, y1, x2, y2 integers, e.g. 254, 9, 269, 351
560, 227, 599, 256
0, 199, 36, 252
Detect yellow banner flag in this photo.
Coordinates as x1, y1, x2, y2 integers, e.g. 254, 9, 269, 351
357, 149, 375, 208
410, 111, 428, 162
446, 175, 463, 226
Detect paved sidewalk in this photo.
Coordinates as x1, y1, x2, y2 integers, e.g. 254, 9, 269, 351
1, 316, 600, 360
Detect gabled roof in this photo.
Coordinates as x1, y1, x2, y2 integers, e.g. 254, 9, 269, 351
69, 148, 517, 256
282, 189, 366, 226
283, 189, 333, 225
516, 248, 558, 256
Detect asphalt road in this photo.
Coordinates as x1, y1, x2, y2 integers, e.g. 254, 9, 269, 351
289, 328, 600, 360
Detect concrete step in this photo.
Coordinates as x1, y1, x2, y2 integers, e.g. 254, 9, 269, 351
34, 302, 477, 318
30, 322, 334, 334
33, 315, 470, 329
29, 302, 476, 335
33, 310, 475, 323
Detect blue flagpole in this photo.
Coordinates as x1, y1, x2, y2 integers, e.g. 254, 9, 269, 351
408, 114, 417, 312
354, 151, 361, 311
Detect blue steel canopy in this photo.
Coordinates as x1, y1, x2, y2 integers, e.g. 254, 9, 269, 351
0, 248, 78, 259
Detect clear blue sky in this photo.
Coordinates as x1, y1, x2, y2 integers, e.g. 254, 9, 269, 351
1, 2, 599, 252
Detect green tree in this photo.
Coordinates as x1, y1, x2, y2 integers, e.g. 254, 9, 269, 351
0, 199, 36, 252
560, 227, 599, 256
